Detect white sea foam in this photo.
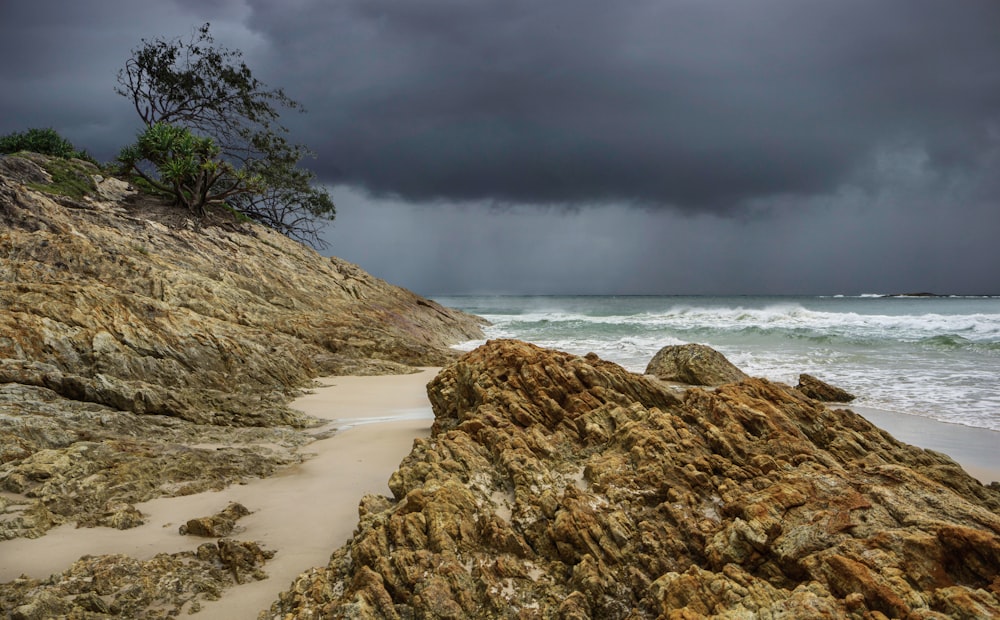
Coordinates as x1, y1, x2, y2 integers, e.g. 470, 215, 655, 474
440, 295, 1000, 431
474, 305, 1000, 345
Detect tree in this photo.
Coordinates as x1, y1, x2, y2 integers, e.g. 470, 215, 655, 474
116, 24, 334, 246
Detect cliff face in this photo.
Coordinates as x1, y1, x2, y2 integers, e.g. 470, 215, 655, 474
0, 153, 484, 540
269, 340, 1000, 619
0, 153, 483, 422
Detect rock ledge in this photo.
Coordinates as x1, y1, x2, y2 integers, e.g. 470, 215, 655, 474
269, 339, 1000, 619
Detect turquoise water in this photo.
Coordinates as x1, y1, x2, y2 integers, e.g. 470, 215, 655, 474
434, 295, 1000, 432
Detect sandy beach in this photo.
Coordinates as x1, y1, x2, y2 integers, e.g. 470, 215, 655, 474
0, 368, 440, 618
1, 366, 998, 617
850, 404, 1000, 486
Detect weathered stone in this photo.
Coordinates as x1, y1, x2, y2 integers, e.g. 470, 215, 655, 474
97, 501, 146, 530
0, 153, 484, 542
0, 539, 274, 617
266, 340, 1000, 619
0, 153, 483, 612
180, 502, 252, 537
9, 591, 70, 620
218, 538, 275, 584
645, 343, 749, 386
796, 372, 856, 402
0, 152, 484, 419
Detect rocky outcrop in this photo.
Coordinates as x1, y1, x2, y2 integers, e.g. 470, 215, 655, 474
180, 502, 252, 537
645, 342, 749, 386
797, 373, 856, 402
0, 152, 484, 540
268, 339, 1000, 619
0, 154, 484, 423
0, 538, 275, 618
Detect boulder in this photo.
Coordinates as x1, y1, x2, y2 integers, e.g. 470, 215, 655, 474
796, 373, 856, 402
645, 342, 749, 386
268, 339, 1000, 619
180, 502, 251, 537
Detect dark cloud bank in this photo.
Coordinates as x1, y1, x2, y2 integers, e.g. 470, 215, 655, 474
252, 0, 1000, 212
1, 1, 998, 294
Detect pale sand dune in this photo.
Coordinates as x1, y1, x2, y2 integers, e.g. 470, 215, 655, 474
0, 368, 440, 618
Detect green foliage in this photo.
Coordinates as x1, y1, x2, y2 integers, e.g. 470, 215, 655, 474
117, 123, 262, 216
228, 133, 336, 246
116, 23, 297, 147
116, 23, 334, 246
0, 127, 96, 163
26, 157, 99, 200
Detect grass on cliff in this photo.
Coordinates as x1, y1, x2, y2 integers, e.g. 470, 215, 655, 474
26, 156, 100, 200
5, 150, 264, 238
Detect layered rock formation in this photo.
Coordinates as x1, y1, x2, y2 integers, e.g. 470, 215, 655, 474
2, 538, 275, 618
268, 339, 1000, 619
0, 154, 482, 541
797, 373, 857, 403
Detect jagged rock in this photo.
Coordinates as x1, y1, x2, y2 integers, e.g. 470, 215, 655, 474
97, 501, 146, 530
0, 392, 308, 540
645, 343, 750, 386
9, 591, 70, 620
797, 372, 856, 402
0, 153, 484, 541
0, 153, 484, 421
218, 537, 275, 584
267, 339, 1000, 619
180, 502, 252, 537
0, 154, 51, 186
0, 539, 274, 617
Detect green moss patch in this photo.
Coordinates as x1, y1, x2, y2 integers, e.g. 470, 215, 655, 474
26, 157, 99, 200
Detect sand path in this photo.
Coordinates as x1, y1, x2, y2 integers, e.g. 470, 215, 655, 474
0, 368, 440, 618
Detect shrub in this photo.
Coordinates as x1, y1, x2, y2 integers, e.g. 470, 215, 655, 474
0, 127, 95, 162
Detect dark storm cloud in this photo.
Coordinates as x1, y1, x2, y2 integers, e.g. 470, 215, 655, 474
240, 0, 1000, 213
0, 2, 224, 158
0, 1, 998, 294
2, 1, 998, 214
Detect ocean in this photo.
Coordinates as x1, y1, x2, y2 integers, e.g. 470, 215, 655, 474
434, 295, 1000, 433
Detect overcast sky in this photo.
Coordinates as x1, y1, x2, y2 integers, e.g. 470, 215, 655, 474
2, 1, 998, 295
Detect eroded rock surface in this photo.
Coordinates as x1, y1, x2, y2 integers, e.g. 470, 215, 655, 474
645, 343, 749, 386
180, 502, 252, 537
0, 154, 484, 423
268, 339, 1000, 619
0, 538, 275, 617
797, 373, 857, 403
0, 153, 484, 541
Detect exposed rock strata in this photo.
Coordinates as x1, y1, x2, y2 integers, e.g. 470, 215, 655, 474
645, 343, 749, 386
0, 154, 484, 424
797, 373, 856, 403
0, 538, 275, 618
268, 339, 1000, 619
180, 502, 252, 537
0, 147, 483, 598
